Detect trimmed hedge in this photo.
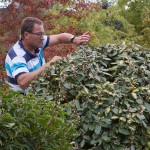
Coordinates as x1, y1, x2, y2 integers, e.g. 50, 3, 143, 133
31, 43, 150, 149
0, 88, 77, 150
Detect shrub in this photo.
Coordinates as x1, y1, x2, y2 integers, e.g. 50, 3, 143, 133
0, 88, 77, 150
30, 43, 150, 149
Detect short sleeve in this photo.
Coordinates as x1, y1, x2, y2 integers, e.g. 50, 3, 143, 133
42, 35, 50, 50
11, 56, 29, 80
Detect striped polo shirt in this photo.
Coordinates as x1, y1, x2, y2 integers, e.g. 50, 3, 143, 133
5, 35, 50, 92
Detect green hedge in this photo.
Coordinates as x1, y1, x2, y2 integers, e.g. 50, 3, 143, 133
31, 43, 150, 150
0, 88, 77, 150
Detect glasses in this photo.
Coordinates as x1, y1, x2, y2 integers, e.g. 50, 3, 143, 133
28, 32, 45, 37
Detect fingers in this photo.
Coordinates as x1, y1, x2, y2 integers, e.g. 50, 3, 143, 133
53, 56, 61, 61
54, 56, 61, 60
50, 56, 61, 64
80, 31, 91, 45
71, 31, 91, 45
83, 31, 91, 36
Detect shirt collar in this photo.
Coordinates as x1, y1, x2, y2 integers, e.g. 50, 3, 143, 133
18, 40, 40, 58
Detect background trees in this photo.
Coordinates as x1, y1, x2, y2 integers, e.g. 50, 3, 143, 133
117, 0, 150, 48
1, 0, 150, 52
0, 0, 141, 63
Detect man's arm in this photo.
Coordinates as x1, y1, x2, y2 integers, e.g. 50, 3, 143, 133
17, 32, 90, 90
49, 32, 90, 46
17, 56, 61, 90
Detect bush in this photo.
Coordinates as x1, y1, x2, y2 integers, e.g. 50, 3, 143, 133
0, 88, 77, 150
30, 43, 150, 150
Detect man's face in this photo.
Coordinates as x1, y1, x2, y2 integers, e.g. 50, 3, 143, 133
27, 23, 45, 48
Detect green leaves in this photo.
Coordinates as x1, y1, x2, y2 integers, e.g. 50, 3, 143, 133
95, 125, 102, 135
0, 88, 76, 150
119, 128, 130, 135
144, 102, 150, 112
30, 43, 150, 150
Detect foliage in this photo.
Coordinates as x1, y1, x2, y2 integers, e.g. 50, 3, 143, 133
0, 53, 6, 87
0, 0, 101, 54
135, 7, 150, 48
0, 0, 102, 62
0, 0, 149, 63
117, 0, 150, 48
0, 88, 77, 150
43, 1, 102, 61
46, 2, 136, 47
0, 0, 55, 52
76, 6, 136, 47
0, 0, 137, 58
30, 43, 150, 149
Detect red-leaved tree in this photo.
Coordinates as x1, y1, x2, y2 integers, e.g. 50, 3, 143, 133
0, 0, 101, 82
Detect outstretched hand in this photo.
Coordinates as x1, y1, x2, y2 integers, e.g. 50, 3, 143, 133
73, 31, 91, 45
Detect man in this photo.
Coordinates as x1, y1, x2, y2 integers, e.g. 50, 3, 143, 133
5, 17, 90, 93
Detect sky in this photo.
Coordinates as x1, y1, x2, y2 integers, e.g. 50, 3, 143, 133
0, 0, 12, 8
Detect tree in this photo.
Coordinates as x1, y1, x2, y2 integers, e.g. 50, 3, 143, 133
141, 7, 150, 48
117, 0, 150, 48
0, 0, 103, 84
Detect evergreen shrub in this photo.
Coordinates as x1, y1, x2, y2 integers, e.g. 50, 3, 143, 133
0, 89, 76, 150
31, 44, 150, 150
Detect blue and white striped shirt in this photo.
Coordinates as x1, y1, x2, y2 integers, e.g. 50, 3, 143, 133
5, 35, 50, 92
